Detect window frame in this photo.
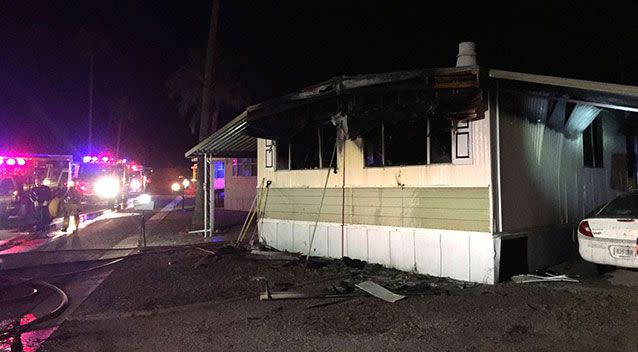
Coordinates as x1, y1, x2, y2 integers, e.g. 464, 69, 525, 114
363, 118, 470, 168
274, 124, 337, 171
232, 158, 257, 177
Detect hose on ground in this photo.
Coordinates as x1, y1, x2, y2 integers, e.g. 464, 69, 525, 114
0, 280, 68, 344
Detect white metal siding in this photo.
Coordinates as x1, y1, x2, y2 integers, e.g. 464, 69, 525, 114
223, 158, 257, 211
499, 101, 625, 232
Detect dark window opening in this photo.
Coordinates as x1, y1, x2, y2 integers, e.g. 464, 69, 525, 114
276, 123, 336, 170
363, 118, 453, 167
429, 118, 452, 164
320, 123, 337, 168
384, 118, 427, 166
364, 125, 384, 167
583, 118, 603, 168
276, 141, 289, 170
290, 127, 320, 170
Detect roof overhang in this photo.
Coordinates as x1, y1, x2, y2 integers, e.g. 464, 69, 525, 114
245, 66, 487, 141
490, 69, 638, 113
184, 111, 256, 158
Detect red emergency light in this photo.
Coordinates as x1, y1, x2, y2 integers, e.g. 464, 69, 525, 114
0, 156, 29, 166
0, 156, 31, 176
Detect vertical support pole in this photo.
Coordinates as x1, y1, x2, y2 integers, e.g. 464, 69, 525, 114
209, 156, 215, 235
142, 212, 147, 247
140, 212, 147, 248
341, 138, 346, 258
203, 153, 208, 237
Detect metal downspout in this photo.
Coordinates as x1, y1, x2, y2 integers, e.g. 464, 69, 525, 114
494, 81, 503, 233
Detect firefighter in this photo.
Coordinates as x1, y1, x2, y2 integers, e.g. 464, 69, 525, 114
29, 177, 52, 234
61, 181, 81, 233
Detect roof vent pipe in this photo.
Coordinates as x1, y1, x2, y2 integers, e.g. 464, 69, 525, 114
456, 41, 477, 67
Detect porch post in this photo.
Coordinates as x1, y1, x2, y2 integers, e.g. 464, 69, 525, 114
209, 157, 215, 235
203, 153, 208, 237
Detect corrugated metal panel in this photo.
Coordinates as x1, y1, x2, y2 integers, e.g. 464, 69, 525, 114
184, 111, 256, 158
498, 92, 625, 232
262, 186, 490, 232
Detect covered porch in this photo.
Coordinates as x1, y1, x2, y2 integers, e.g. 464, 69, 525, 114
185, 111, 256, 236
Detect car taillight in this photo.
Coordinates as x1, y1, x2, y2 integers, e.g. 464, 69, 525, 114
578, 220, 593, 237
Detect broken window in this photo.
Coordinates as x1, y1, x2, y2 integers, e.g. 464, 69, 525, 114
364, 118, 453, 167
429, 118, 452, 164
583, 118, 603, 168
276, 140, 290, 170
384, 118, 428, 166
276, 123, 336, 170
232, 158, 257, 177
290, 127, 320, 170
364, 124, 384, 167
320, 123, 337, 168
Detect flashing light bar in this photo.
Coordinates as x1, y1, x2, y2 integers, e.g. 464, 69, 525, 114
82, 155, 133, 165
0, 157, 27, 166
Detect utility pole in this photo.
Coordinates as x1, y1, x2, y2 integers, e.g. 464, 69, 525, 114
88, 53, 95, 155
193, 0, 220, 230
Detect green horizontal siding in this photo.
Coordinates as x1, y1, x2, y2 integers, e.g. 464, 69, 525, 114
262, 187, 490, 232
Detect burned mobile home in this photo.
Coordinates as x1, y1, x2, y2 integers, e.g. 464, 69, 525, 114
188, 44, 638, 283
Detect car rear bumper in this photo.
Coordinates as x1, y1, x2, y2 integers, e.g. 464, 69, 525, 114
578, 234, 638, 267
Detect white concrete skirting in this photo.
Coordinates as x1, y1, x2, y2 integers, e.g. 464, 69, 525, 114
259, 218, 500, 284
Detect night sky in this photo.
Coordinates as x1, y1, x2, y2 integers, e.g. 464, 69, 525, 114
1, 1, 637, 168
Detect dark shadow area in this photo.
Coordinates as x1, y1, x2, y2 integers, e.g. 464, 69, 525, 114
499, 237, 528, 281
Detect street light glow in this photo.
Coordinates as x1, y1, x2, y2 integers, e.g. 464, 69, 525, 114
171, 182, 181, 192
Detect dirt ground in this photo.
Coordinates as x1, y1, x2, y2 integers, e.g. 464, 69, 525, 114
33, 245, 638, 352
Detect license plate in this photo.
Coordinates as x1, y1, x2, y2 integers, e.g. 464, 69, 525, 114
610, 246, 636, 258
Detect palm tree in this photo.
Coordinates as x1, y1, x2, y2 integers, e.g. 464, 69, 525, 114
166, 50, 246, 136
166, 0, 247, 229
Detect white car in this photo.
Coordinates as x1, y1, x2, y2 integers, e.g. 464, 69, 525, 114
578, 193, 638, 269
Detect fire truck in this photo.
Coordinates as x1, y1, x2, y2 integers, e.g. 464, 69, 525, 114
73, 155, 148, 209
0, 154, 72, 226
127, 162, 149, 195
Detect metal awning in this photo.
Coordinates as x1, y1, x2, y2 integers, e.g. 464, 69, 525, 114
490, 69, 638, 113
184, 111, 256, 158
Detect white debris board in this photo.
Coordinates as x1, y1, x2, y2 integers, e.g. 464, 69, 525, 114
355, 281, 406, 303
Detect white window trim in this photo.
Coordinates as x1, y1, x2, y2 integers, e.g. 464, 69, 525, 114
264, 139, 274, 169
452, 121, 473, 165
